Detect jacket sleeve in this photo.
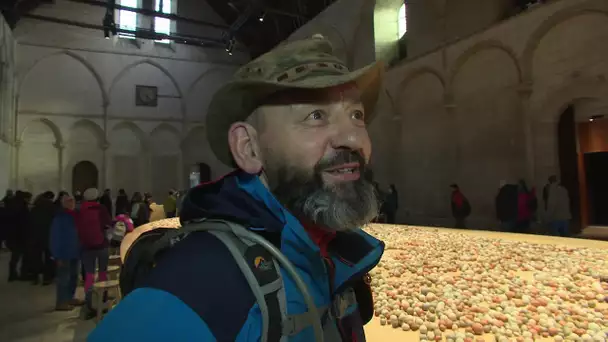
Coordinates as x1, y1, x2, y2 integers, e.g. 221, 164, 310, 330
49, 217, 65, 260
87, 288, 218, 342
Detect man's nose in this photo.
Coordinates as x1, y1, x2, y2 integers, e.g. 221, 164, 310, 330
329, 115, 368, 151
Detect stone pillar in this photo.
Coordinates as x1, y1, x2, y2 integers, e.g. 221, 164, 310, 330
12, 139, 21, 189
100, 141, 110, 191
54, 141, 66, 191
517, 82, 535, 183
444, 93, 458, 180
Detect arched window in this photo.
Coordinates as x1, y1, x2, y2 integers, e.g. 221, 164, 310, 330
398, 3, 407, 38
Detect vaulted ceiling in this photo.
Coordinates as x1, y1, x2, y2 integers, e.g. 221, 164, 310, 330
205, 0, 337, 57
1, 0, 337, 58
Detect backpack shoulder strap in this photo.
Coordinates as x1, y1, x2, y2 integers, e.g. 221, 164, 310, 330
185, 219, 286, 342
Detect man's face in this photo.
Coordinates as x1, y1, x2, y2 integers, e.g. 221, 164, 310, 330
254, 84, 378, 232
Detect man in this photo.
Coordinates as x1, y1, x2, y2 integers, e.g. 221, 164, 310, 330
99, 189, 113, 217
545, 175, 571, 237
28, 191, 57, 285
49, 195, 84, 311
89, 34, 385, 341
0, 189, 14, 248
114, 189, 129, 215
495, 180, 518, 232
162, 189, 177, 218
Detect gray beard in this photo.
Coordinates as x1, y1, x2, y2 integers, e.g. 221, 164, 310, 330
265, 152, 379, 232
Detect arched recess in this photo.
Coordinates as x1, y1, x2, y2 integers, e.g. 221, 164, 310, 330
18, 51, 106, 115
185, 68, 233, 121
451, 42, 524, 222
397, 69, 448, 222
65, 119, 104, 192
108, 59, 183, 120
108, 121, 147, 194
72, 160, 99, 194
19, 118, 62, 195
448, 40, 522, 91
182, 126, 232, 185
150, 123, 181, 200
522, 2, 608, 83
399, 67, 446, 99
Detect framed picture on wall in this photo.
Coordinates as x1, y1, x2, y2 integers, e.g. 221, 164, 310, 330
135, 85, 158, 107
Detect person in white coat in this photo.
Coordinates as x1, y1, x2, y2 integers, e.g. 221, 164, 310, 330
545, 176, 571, 237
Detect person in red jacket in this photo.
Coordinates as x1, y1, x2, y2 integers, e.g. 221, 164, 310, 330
75, 188, 111, 319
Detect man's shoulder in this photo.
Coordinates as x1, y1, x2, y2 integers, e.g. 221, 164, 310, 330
136, 230, 256, 340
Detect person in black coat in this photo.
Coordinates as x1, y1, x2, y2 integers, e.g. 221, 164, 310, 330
0, 190, 14, 248
382, 184, 399, 224
496, 182, 519, 232
115, 189, 129, 215
27, 191, 57, 285
100, 189, 113, 217
6, 191, 32, 281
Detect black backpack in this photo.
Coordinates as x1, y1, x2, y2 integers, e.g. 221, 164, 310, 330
119, 219, 326, 341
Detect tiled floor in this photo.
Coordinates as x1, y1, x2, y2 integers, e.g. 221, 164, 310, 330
0, 253, 95, 342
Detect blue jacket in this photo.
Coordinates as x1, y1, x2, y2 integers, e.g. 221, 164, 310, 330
88, 171, 384, 341
49, 210, 80, 260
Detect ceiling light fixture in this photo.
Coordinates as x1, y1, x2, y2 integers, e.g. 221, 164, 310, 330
259, 12, 266, 22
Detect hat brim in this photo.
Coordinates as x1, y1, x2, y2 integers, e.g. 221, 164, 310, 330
206, 61, 385, 166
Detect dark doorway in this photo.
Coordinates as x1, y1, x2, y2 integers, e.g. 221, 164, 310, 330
198, 163, 211, 183
72, 161, 98, 194
585, 152, 608, 225
557, 106, 581, 233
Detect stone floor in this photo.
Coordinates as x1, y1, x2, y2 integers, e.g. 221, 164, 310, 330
0, 252, 95, 342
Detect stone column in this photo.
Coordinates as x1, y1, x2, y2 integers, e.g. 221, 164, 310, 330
444, 92, 458, 180
54, 141, 66, 191
100, 141, 110, 190
517, 82, 535, 183
12, 139, 21, 189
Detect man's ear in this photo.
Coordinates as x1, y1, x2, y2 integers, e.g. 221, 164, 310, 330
228, 122, 263, 174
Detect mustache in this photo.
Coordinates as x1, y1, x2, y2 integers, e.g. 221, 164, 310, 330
316, 150, 366, 171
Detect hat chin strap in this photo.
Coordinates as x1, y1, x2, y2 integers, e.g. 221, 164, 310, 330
258, 167, 271, 189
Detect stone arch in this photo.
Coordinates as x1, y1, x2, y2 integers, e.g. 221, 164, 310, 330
186, 68, 233, 96
111, 121, 147, 149
18, 50, 108, 105
532, 78, 608, 124
449, 40, 522, 90
399, 67, 446, 94
20, 118, 63, 144
186, 69, 232, 120
151, 122, 181, 138
69, 119, 105, 146
522, 2, 608, 83
109, 59, 183, 98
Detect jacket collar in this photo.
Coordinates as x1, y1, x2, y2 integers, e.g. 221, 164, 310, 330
181, 170, 385, 294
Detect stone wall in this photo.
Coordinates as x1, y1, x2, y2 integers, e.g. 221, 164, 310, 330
0, 15, 16, 195
10, 0, 246, 200
286, 0, 608, 229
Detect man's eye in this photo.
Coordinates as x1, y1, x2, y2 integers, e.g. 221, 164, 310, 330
352, 110, 365, 121
307, 110, 324, 120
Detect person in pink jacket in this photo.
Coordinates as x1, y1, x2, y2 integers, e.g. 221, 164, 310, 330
75, 188, 111, 319
109, 214, 134, 248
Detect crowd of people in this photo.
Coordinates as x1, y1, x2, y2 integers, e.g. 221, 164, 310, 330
448, 175, 572, 236
0, 187, 180, 319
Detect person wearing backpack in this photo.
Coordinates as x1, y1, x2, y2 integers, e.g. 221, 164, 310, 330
89, 34, 385, 342
75, 188, 112, 319
108, 213, 134, 248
